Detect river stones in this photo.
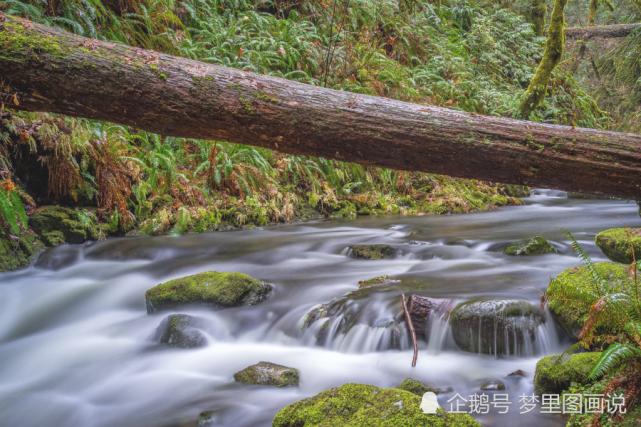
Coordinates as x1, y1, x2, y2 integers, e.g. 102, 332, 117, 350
155, 314, 207, 349
233, 361, 299, 387
358, 275, 399, 289
349, 244, 396, 260
503, 235, 556, 256
450, 298, 545, 356
197, 411, 218, 426
595, 227, 641, 264
145, 271, 272, 313
546, 262, 631, 339
534, 352, 601, 394
273, 383, 480, 427
29, 206, 102, 245
480, 380, 506, 391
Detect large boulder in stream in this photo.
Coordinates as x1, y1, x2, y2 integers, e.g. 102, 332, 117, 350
534, 352, 601, 394
145, 271, 272, 313
154, 314, 207, 349
503, 235, 556, 256
546, 262, 631, 339
450, 298, 545, 356
348, 244, 396, 260
595, 227, 641, 264
234, 361, 299, 387
273, 383, 480, 427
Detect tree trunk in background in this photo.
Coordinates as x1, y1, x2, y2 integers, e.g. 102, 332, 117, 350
566, 23, 641, 40
529, 0, 547, 36
519, 0, 568, 118
1, 14, 641, 199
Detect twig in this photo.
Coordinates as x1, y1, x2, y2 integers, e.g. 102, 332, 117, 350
401, 293, 418, 367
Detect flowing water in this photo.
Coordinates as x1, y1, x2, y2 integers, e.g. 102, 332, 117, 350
0, 190, 639, 427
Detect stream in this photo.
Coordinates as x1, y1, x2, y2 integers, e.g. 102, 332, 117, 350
1, 190, 639, 427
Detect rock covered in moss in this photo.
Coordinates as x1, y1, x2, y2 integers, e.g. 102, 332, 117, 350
154, 314, 207, 349
397, 378, 437, 396
503, 236, 556, 256
29, 206, 102, 244
480, 380, 505, 391
234, 361, 299, 387
145, 271, 272, 313
273, 383, 480, 427
197, 411, 218, 426
349, 244, 396, 260
534, 352, 601, 394
450, 298, 544, 355
358, 275, 399, 289
595, 228, 641, 264
0, 230, 44, 271
546, 262, 631, 338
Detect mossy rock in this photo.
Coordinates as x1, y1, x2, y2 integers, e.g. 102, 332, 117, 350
503, 236, 556, 256
234, 361, 299, 387
0, 231, 45, 272
197, 411, 218, 426
29, 206, 101, 245
450, 298, 544, 355
595, 228, 641, 264
145, 271, 272, 313
397, 378, 437, 396
154, 314, 207, 349
357, 275, 399, 289
546, 262, 631, 338
349, 244, 396, 260
273, 383, 480, 427
534, 352, 601, 394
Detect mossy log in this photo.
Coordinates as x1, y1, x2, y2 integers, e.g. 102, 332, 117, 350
2, 14, 641, 199
566, 23, 641, 40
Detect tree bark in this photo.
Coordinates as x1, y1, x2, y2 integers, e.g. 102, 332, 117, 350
1, 14, 641, 199
566, 23, 641, 40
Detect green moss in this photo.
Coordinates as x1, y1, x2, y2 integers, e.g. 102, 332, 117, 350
29, 206, 101, 245
534, 352, 601, 394
529, 0, 547, 36
349, 244, 396, 260
273, 383, 480, 427
358, 275, 398, 289
0, 19, 65, 62
397, 378, 436, 396
234, 361, 299, 387
145, 271, 272, 313
546, 262, 632, 338
504, 235, 556, 256
595, 228, 641, 264
0, 231, 45, 272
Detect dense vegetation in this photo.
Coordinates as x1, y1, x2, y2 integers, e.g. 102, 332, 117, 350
0, 0, 639, 271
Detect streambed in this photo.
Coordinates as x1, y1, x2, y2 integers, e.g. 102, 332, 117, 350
0, 190, 639, 427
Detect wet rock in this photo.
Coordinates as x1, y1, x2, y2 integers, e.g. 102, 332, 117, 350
358, 275, 399, 289
0, 230, 44, 272
480, 380, 506, 391
595, 227, 641, 264
406, 294, 434, 338
145, 271, 272, 313
546, 262, 631, 339
450, 298, 545, 355
197, 410, 218, 426
233, 361, 299, 387
503, 236, 556, 256
534, 352, 601, 394
29, 206, 101, 245
273, 383, 480, 427
349, 244, 396, 260
397, 378, 437, 396
507, 369, 527, 378
155, 314, 207, 349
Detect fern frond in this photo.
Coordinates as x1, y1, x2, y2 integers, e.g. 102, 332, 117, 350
565, 230, 607, 295
589, 342, 641, 380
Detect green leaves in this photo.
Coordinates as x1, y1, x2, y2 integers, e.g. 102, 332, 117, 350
589, 342, 641, 380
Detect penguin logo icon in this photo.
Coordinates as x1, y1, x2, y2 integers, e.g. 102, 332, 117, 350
420, 391, 440, 414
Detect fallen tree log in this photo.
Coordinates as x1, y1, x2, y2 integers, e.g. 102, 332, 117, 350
566, 23, 641, 40
1, 14, 641, 199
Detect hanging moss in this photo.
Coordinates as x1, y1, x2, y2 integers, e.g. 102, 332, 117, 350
519, 0, 568, 118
